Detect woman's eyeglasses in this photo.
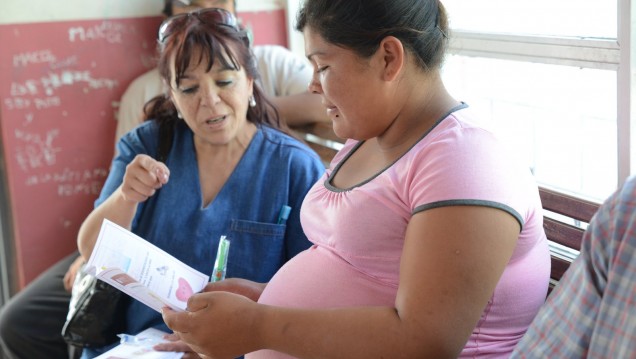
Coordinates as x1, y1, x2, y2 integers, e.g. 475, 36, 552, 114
158, 7, 239, 44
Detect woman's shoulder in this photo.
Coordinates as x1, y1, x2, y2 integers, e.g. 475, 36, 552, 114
116, 121, 162, 157
428, 106, 490, 136
405, 107, 540, 219
414, 106, 511, 161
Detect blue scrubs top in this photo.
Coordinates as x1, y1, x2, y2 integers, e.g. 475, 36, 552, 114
97, 120, 324, 336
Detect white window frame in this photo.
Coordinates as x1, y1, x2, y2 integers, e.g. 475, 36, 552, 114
442, 0, 633, 189
285, 0, 305, 57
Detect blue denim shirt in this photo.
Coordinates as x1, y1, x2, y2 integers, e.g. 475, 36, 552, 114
89, 120, 323, 354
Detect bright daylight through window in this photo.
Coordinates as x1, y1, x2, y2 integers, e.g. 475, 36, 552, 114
440, 0, 627, 202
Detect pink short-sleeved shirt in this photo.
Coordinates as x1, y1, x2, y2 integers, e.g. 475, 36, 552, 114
249, 106, 550, 358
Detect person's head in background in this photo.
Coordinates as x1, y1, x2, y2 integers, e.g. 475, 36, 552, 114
163, 0, 236, 17
296, 0, 450, 139
146, 7, 282, 144
162, 1, 253, 48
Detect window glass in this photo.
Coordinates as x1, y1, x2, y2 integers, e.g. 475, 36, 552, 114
442, 55, 617, 201
442, 0, 617, 39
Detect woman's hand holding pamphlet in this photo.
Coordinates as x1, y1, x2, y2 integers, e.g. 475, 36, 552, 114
85, 219, 209, 313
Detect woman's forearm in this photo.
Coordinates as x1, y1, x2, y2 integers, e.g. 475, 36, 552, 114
77, 186, 138, 260
256, 305, 461, 359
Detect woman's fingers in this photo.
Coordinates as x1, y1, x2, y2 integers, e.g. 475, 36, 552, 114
121, 155, 170, 202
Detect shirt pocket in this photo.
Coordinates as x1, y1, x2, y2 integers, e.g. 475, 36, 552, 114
227, 219, 287, 282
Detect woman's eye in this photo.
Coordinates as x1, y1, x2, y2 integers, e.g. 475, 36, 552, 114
179, 86, 198, 95
317, 66, 329, 73
217, 79, 233, 87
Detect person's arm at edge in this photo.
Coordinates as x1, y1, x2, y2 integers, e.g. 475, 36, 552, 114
270, 91, 330, 127
254, 45, 329, 127
63, 255, 86, 291
511, 181, 622, 357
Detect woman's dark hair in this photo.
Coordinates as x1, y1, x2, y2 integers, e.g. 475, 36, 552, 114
144, 10, 283, 134
296, 0, 449, 71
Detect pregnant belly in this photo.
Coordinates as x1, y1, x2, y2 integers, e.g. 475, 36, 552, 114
258, 245, 397, 309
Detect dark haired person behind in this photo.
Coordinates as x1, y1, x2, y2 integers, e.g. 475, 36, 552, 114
162, 0, 550, 358
73, 8, 323, 359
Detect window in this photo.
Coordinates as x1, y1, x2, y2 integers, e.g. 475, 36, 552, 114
441, 0, 632, 202
444, 0, 617, 39
443, 57, 617, 200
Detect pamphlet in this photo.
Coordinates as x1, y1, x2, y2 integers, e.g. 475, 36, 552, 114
94, 328, 183, 359
85, 219, 209, 312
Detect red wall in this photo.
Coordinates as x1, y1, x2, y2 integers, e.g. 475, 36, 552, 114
240, 8, 288, 47
0, 18, 161, 289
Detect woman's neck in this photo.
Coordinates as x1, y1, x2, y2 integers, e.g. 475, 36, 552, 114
194, 122, 257, 163
374, 71, 459, 154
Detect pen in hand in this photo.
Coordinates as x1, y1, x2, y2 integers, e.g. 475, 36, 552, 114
211, 235, 231, 282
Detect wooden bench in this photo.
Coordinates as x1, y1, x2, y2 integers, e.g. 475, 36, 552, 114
293, 123, 602, 295
539, 187, 600, 293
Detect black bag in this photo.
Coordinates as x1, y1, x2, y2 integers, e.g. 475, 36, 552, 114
61, 265, 125, 348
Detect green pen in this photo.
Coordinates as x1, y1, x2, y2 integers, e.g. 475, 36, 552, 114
211, 235, 230, 282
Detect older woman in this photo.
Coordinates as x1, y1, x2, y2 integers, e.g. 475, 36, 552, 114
76, 8, 323, 358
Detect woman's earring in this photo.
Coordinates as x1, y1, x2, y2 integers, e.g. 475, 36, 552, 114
248, 95, 256, 108
177, 111, 183, 119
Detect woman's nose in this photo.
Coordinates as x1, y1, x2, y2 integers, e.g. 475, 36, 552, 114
201, 84, 221, 106
307, 73, 322, 94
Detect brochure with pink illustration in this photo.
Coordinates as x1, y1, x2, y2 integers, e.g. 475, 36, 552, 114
85, 219, 209, 312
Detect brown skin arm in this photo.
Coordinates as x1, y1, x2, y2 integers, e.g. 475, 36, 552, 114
162, 205, 519, 358
62, 255, 86, 292
270, 91, 330, 127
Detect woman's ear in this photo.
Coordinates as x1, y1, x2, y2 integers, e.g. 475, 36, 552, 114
247, 76, 255, 103
378, 36, 405, 82
163, 79, 174, 98
247, 76, 254, 95
163, 80, 183, 118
